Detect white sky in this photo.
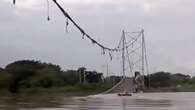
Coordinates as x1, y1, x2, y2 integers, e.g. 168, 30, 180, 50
0, 0, 195, 75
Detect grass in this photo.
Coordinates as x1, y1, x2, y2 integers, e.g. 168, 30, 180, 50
176, 84, 195, 92
145, 84, 195, 92
0, 83, 113, 97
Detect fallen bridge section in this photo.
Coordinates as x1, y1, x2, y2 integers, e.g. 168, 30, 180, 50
103, 77, 135, 94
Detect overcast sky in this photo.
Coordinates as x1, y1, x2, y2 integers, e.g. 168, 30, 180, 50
0, 0, 195, 75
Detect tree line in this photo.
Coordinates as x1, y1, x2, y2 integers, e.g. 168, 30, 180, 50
0, 60, 113, 93
1, 60, 195, 93
144, 71, 195, 88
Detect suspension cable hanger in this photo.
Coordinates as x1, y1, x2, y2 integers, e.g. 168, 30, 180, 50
12, 0, 119, 53
11, 1, 149, 78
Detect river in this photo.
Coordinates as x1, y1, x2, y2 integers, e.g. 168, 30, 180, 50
0, 92, 195, 110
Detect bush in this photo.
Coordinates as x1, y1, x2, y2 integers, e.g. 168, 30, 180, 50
0, 72, 11, 89
149, 72, 171, 88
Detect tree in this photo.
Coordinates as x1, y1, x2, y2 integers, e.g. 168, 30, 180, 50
0, 67, 3, 72
0, 70, 11, 89
5, 60, 64, 93
170, 73, 191, 86
9, 69, 34, 93
62, 70, 80, 85
149, 72, 171, 88
85, 71, 103, 83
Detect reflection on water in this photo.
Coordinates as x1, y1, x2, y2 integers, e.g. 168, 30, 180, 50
0, 92, 195, 110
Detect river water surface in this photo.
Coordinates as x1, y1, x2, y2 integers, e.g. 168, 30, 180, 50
0, 92, 195, 110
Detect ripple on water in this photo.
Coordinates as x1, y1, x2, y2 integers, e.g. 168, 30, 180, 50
1, 92, 195, 110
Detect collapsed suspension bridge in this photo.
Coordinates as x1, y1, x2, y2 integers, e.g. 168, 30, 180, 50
105, 30, 149, 93
12, 0, 149, 93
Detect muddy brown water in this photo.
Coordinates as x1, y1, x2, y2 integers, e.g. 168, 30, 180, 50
0, 92, 195, 110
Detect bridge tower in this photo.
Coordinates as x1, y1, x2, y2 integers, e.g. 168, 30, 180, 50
117, 29, 150, 92
104, 29, 150, 94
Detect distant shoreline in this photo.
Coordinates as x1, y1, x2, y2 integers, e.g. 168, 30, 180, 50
1, 86, 195, 97
145, 86, 195, 92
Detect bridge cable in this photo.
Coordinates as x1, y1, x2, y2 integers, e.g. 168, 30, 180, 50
51, 0, 119, 53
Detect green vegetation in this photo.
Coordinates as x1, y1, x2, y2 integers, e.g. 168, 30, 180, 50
144, 71, 195, 92
2, 60, 195, 94
0, 60, 114, 94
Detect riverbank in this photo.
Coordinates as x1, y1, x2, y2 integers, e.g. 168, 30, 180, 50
145, 84, 195, 92
0, 83, 113, 97
2, 84, 195, 97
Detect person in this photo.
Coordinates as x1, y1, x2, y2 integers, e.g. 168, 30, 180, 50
134, 71, 144, 92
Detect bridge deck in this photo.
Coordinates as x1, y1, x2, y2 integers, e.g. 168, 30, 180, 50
104, 77, 135, 94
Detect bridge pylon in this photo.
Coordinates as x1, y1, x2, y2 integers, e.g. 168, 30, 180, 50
104, 29, 149, 94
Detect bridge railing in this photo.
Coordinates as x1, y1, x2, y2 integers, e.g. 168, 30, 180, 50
101, 77, 126, 94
